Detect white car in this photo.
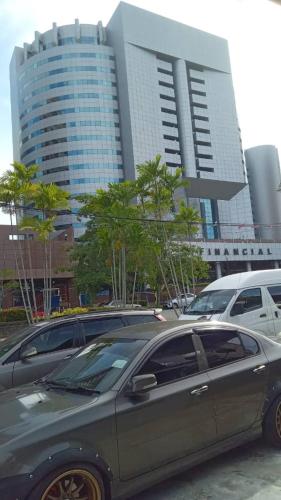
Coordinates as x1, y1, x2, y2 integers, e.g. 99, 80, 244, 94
165, 293, 196, 309
106, 300, 142, 309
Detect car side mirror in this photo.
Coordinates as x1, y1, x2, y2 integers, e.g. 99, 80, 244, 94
128, 374, 157, 395
231, 302, 244, 316
21, 345, 38, 360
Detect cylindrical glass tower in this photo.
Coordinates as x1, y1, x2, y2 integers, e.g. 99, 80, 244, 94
10, 20, 123, 237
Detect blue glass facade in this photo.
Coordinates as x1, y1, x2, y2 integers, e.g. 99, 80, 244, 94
22, 120, 119, 143
21, 65, 115, 90
200, 199, 220, 240
21, 106, 119, 131
11, 21, 123, 236
22, 79, 116, 102
20, 93, 117, 119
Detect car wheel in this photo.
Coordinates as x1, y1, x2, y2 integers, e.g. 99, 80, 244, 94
264, 395, 281, 447
29, 464, 105, 500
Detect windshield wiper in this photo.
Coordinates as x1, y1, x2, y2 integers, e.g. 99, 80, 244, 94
44, 379, 100, 395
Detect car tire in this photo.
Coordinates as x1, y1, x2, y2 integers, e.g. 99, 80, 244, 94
263, 395, 281, 448
28, 463, 105, 500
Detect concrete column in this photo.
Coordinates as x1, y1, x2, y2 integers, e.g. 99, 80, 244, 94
173, 59, 196, 178
246, 262, 252, 272
216, 262, 222, 279
274, 260, 280, 269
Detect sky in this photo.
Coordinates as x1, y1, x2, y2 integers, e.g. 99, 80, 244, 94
0, 0, 280, 224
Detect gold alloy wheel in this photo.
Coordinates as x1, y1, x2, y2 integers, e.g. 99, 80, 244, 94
276, 403, 281, 438
41, 468, 102, 500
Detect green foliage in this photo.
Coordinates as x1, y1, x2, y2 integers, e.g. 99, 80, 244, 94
0, 161, 71, 321
73, 155, 208, 305
51, 307, 90, 318
0, 308, 27, 322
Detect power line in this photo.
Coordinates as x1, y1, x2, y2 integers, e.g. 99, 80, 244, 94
1, 201, 281, 228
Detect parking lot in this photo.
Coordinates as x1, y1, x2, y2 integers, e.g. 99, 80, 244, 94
135, 440, 281, 500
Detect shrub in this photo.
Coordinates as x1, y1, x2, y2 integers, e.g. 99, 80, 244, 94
51, 307, 90, 318
0, 308, 27, 322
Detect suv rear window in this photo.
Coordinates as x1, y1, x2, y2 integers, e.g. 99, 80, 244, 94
125, 315, 158, 325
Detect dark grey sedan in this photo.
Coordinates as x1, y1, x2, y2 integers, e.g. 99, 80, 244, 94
1, 320, 281, 500
0, 310, 164, 391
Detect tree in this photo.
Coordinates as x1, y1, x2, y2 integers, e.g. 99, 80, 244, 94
0, 269, 19, 310
73, 156, 208, 309
0, 161, 70, 319
20, 183, 69, 317
0, 162, 38, 323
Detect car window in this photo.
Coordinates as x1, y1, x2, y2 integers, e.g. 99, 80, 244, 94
199, 329, 245, 368
138, 335, 198, 386
125, 315, 158, 326
48, 337, 147, 394
82, 317, 124, 344
23, 323, 76, 356
230, 288, 262, 316
239, 332, 260, 356
268, 285, 281, 309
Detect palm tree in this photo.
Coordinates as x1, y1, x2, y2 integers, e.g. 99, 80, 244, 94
0, 162, 38, 323
29, 183, 69, 316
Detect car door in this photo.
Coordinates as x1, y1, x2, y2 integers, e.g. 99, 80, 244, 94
196, 327, 268, 441
266, 285, 281, 336
80, 316, 125, 345
116, 332, 216, 480
12, 321, 80, 387
229, 287, 273, 335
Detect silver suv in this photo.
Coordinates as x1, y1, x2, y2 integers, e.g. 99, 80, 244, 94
0, 310, 165, 391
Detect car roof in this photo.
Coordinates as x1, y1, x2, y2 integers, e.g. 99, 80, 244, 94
204, 269, 281, 291
98, 320, 234, 341
30, 309, 159, 329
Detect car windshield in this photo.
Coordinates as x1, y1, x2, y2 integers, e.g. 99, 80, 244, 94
47, 337, 147, 394
183, 289, 236, 315
0, 326, 35, 358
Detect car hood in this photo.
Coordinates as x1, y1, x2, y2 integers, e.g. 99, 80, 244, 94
178, 313, 222, 321
0, 383, 98, 448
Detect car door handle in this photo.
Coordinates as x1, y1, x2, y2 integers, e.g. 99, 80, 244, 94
63, 354, 73, 360
252, 365, 266, 374
275, 311, 279, 318
260, 313, 267, 318
190, 385, 209, 396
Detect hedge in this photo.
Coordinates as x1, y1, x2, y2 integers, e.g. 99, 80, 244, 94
0, 308, 27, 322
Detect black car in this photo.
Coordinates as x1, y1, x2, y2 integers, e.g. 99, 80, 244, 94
0, 309, 165, 390
1, 320, 281, 500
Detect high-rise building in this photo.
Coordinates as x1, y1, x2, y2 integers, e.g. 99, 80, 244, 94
10, 19, 123, 234
10, 2, 254, 240
245, 145, 281, 240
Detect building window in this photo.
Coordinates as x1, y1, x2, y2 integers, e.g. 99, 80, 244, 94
191, 90, 207, 97
196, 153, 213, 160
161, 107, 177, 115
165, 148, 181, 155
163, 135, 179, 141
162, 121, 178, 128
159, 80, 174, 89
200, 199, 220, 240
160, 94, 176, 102
197, 166, 214, 173
157, 67, 173, 76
